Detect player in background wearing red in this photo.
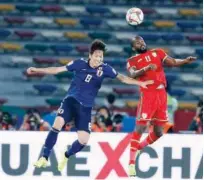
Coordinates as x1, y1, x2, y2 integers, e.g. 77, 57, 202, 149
127, 36, 196, 176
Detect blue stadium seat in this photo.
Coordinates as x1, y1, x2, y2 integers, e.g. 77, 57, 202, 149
162, 33, 184, 41
86, 5, 110, 14
177, 21, 201, 29
166, 74, 178, 83
0, 29, 11, 38
170, 89, 186, 97
80, 18, 102, 26
15, 4, 39, 13
50, 44, 73, 53
195, 48, 203, 58
33, 84, 57, 94
140, 33, 161, 41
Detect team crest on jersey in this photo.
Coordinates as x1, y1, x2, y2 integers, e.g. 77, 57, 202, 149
152, 52, 157, 57
97, 67, 103, 77
142, 113, 147, 119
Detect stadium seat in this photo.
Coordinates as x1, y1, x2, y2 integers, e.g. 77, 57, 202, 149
179, 9, 201, 17
15, 5, 39, 13
177, 21, 201, 29
80, 18, 102, 27
170, 89, 186, 97
63, 5, 86, 15
40, 5, 62, 13
76, 45, 89, 53
14, 30, 36, 39
64, 32, 88, 40
172, 47, 195, 56
55, 18, 78, 26
0, 29, 11, 38
195, 48, 203, 58
107, 45, 123, 55
33, 84, 57, 94
142, 8, 156, 16
33, 57, 57, 65
186, 35, 203, 42
113, 88, 137, 95
86, 5, 110, 14
0, 4, 15, 12
46, 98, 61, 106
4, 16, 26, 24
162, 33, 184, 41
191, 88, 203, 97
50, 44, 73, 53
58, 58, 72, 65
40, 30, 63, 39
109, 7, 127, 17
115, 32, 135, 42
88, 32, 112, 40
179, 62, 200, 71
0, 42, 22, 51
106, 20, 127, 29
54, 71, 73, 80
11, 56, 32, 66
156, 8, 177, 17
30, 17, 54, 26
140, 33, 161, 41
154, 20, 176, 28
166, 74, 178, 83
24, 43, 49, 52
180, 74, 202, 84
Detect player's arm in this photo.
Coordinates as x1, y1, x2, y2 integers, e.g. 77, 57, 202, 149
128, 64, 156, 78
116, 73, 153, 88
27, 66, 67, 75
164, 56, 196, 67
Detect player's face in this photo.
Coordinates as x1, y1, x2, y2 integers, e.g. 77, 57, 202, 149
132, 37, 147, 53
89, 50, 104, 68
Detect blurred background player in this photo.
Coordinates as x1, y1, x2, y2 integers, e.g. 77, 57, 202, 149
27, 39, 153, 171
127, 35, 196, 176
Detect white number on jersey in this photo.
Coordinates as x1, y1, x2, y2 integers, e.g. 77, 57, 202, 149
85, 74, 92, 82
145, 56, 151, 62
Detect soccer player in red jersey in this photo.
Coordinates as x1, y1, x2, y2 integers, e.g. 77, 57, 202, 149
127, 36, 196, 176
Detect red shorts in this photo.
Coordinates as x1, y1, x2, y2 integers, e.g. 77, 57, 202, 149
136, 89, 168, 126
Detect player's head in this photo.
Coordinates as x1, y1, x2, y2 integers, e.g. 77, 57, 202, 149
131, 35, 147, 53
89, 39, 106, 68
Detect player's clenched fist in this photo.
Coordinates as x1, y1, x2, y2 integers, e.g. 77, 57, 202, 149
186, 56, 197, 63
27, 67, 38, 74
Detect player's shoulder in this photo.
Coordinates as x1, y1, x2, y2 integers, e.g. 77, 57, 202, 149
150, 48, 165, 53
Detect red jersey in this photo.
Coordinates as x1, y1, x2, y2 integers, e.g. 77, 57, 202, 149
127, 48, 168, 91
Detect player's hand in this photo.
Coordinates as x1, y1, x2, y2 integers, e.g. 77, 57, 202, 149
140, 80, 154, 88
186, 56, 197, 64
145, 64, 157, 71
27, 67, 39, 74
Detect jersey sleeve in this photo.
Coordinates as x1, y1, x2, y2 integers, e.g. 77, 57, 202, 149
104, 65, 118, 79
156, 49, 168, 62
66, 59, 84, 72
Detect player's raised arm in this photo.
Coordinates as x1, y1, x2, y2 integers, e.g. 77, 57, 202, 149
27, 66, 67, 75
163, 56, 197, 67
128, 64, 157, 79
116, 73, 153, 88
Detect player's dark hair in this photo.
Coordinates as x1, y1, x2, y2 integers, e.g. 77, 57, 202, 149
89, 39, 106, 54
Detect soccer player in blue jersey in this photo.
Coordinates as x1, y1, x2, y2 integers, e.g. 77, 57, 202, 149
27, 40, 153, 171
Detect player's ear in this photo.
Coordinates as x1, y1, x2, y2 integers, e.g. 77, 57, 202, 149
89, 53, 92, 59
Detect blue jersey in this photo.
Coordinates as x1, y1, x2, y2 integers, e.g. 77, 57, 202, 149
66, 58, 118, 107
